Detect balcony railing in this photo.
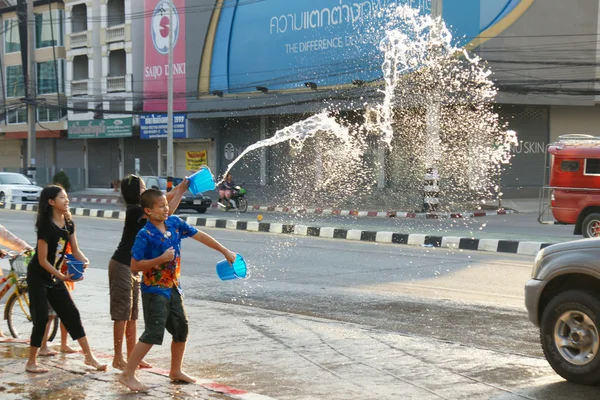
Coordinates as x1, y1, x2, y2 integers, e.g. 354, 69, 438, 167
106, 24, 125, 43
107, 76, 126, 92
71, 79, 89, 96
70, 31, 88, 48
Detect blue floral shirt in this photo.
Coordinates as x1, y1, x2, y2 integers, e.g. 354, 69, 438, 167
131, 216, 199, 298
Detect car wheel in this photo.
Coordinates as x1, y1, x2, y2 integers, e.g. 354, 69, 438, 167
582, 213, 600, 238
540, 290, 600, 385
0, 192, 5, 205
196, 207, 207, 214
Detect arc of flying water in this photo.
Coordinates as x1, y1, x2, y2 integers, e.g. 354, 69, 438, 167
219, 112, 355, 184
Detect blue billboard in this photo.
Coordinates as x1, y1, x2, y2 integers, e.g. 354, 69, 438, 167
200, 0, 534, 94
140, 114, 187, 139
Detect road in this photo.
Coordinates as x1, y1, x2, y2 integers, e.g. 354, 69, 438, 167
0, 209, 594, 399
69, 200, 576, 243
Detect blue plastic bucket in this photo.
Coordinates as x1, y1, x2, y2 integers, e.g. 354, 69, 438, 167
188, 167, 216, 195
216, 254, 247, 281
67, 260, 85, 280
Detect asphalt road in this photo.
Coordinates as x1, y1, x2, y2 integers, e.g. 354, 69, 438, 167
67, 200, 576, 243
0, 209, 595, 399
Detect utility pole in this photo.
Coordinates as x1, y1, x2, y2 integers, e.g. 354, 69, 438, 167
26, 0, 36, 182
431, 0, 442, 18
166, 0, 174, 179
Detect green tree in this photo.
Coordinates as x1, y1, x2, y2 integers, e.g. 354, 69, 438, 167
52, 170, 71, 192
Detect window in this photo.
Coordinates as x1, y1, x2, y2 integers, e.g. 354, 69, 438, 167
6, 65, 24, 98
38, 107, 66, 122
585, 159, 600, 175
110, 99, 126, 112
560, 160, 580, 172
37, 60, 66, 94
4, 18, 20, 53
7, 108, 27, 125
35, 10, 64, 49
73, 101, 88, 114
0, 173, 32, 185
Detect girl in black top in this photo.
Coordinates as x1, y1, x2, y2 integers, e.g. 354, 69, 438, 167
108, 175, 187, 370
26, 185, 107, 373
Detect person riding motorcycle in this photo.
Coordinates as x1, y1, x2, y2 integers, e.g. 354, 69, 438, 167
218, 174, 237, 209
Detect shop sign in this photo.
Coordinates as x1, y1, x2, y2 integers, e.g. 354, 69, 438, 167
186, 150, 208, 170
68, 118, 133, 139
140, 113, 187, 139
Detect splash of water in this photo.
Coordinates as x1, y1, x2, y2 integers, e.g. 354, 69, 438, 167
222, 113, 349, 179
219, 4, 517, 209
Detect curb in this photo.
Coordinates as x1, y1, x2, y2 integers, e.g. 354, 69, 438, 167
68, 196, 513, 220
1, 204, 551, 256
246, 205, 515, 219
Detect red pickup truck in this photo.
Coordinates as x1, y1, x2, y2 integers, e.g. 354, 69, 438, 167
541, 135, 600, 237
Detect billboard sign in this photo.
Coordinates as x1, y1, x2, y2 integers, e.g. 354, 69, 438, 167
140, 113, 187, 139
201, 0, 534, 94
68, 118, 133, 139
144, 0, 187, 111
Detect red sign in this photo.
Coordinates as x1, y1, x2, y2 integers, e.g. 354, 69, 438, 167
144, 0, 187, 112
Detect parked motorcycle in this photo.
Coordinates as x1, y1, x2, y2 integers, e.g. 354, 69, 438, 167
218, 185, 248, 213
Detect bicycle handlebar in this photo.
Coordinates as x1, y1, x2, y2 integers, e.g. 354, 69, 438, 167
3, 249, 34, 260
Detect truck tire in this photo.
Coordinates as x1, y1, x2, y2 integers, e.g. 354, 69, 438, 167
582, 213, 600, 238
540, 290, 600, 385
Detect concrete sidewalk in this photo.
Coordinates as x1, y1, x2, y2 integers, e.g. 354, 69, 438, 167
0, 268, 275, 400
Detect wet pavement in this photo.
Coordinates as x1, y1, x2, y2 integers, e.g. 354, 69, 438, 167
0, 210, 598, 399
0, 344, 241, 399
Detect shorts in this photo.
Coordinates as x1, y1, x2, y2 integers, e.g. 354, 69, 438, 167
139, 287, 188, 345
108, 259, 140, 321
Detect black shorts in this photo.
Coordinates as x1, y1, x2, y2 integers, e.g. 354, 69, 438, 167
139, 287, 188, 345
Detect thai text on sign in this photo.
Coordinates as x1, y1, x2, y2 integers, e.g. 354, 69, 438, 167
186, 151, 208, 170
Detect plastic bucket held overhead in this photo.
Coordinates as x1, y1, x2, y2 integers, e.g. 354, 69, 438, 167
216, 254, 247, 281
66, 260, 85, 280
188, 166, 216, 195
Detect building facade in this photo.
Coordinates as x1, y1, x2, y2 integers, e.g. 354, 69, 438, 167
1, 0, 600, 197
65, 0, 157, 188
0, 0, 70, 186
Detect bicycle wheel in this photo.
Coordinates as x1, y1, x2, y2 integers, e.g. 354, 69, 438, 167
6, 288, 58, 341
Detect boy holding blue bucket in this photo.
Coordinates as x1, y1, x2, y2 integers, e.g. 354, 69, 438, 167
118, 189, 236, 392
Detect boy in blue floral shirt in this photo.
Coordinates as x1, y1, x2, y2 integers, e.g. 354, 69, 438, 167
119, 189, 236, 392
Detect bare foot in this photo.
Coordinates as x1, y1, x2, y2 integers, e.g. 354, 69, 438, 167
138, 359, 152, 369
84, 356, 108, 371
25, 363, 49, 373
60, 345, 78, 354
112, 358, 127, 371
169, 371, 197, 384
118, 372, 149, 392
0, 330, 5, 338
39, 348, 58, 357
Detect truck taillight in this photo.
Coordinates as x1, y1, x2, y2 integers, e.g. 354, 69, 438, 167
551, 191, 555, 208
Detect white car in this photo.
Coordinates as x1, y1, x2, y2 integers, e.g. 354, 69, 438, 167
0, 172, 43, 205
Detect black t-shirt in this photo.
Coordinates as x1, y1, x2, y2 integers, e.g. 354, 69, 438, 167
28, 218, 74, 285
111, 205, 147, 265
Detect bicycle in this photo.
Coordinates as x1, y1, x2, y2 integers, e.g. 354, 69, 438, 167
0, 251, 58, 341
